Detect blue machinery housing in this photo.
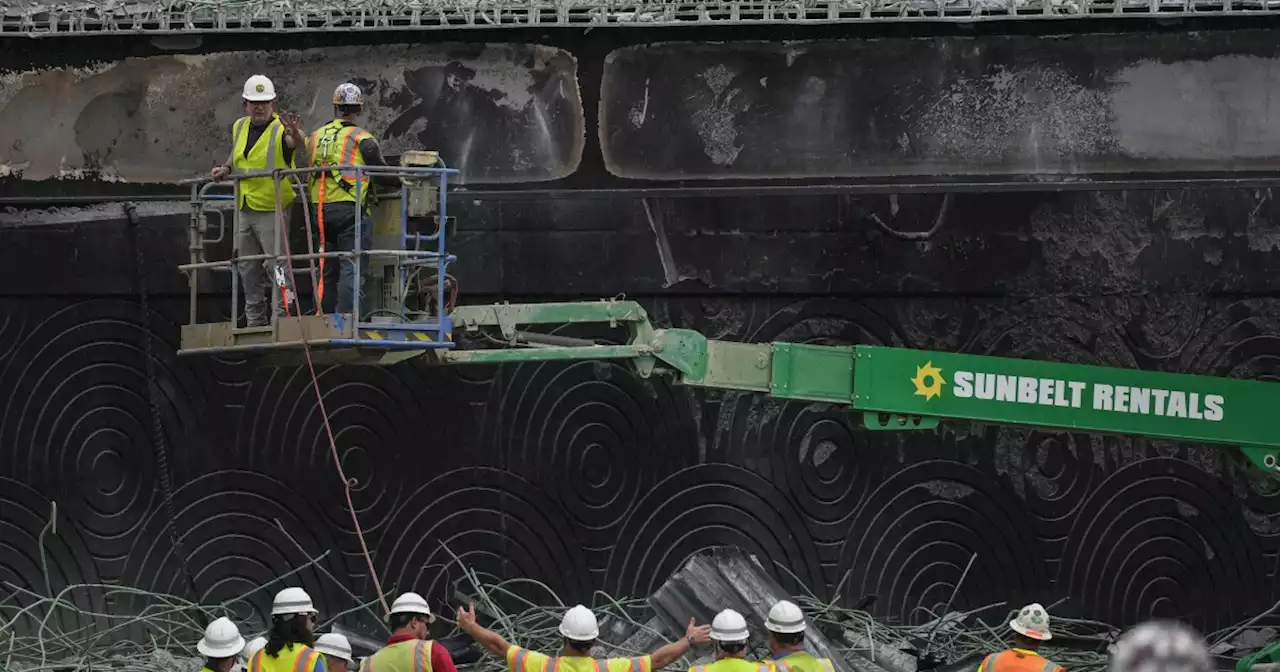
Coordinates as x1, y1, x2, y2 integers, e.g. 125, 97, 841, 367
177, 155, 462, 356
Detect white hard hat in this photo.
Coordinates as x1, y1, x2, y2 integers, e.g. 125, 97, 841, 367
766, 600, 807, 634
387, 592, 432, 620
711, 609, 749, 642
242, 75, 277, 102
315, 633, 354, 663
332, 83, 363, 106
271, 587, 318, 616
1009, 603, 1053, 641
244, 636, 267, 661
1108, 621, 1211, 672
197, 617, 246, 659
559, 604, 600, 640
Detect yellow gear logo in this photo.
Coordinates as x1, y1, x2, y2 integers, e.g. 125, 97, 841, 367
911, 361, 946, 400
255, 83, 265, 93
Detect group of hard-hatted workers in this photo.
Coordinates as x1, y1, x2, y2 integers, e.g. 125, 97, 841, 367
191, 586, 1082, 672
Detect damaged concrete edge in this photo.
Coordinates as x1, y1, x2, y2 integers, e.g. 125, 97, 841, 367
0, 201, 190, 227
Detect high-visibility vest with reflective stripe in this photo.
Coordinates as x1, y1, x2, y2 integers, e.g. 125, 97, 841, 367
691, 657, 772, 672
232, 114, 296, 212
507, 646, 652, 672
307, 119, 373, 205
250, 643, 324, 672
977, 649, 1063, 672
768, 652, 836, 672
366, 639, 435, 672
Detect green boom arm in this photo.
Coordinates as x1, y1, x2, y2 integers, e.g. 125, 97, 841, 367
393, 300, 1280, 479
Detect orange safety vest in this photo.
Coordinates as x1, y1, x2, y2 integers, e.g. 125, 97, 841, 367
977, 648, 1064, 672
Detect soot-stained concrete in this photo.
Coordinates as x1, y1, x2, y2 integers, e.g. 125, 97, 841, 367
599, 32, 1280, 180
0, 43, 584, 184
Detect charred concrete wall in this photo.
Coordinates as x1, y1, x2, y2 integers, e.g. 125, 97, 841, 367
3, 23, 1280, 644
5, 27, 1280, 191
2, 187, 1280, 639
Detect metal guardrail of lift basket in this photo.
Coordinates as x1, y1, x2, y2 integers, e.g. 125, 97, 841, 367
177, 153, 461, 352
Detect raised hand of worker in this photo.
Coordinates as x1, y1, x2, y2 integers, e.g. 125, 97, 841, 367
210, 165, 230, 181
281, 111, 305, 141
456, 602, 477, 633
685, 617, 712, 644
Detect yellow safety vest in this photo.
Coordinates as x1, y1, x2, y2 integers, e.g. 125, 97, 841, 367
691, 658, 773, 672
307, 119, 373, 205
766, 652, 836, 672
231, 114, 296, 212
507, 646, 652, 672
366, 639, 436, 672
249, 642, 324, 672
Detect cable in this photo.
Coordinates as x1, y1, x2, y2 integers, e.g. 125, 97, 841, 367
123, 201, 202, 613
269, 174, 391, 618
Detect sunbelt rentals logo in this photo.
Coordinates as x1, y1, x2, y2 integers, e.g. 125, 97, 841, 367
911, 361, 947, 400
906, 359, 1225, 422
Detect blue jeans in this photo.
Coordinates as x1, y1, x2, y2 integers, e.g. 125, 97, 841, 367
314, 202, 372, 315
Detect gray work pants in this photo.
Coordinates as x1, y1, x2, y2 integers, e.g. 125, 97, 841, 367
236, 205, 286, 326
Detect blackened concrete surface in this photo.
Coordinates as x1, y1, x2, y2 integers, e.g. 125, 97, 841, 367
0, 43, 583, 184
1, 187, 1279, 640
599, 31, 1280, 180
6, 28, 1280, 192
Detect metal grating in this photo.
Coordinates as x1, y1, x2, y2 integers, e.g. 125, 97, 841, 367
2, 0, 1279, 36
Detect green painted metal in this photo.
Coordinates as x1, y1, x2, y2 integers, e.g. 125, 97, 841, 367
1236, 641, 1280, 672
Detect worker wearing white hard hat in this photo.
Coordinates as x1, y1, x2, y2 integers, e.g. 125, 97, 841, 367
242, 636, 268, 668
314, 633, 355, 672
198, 616, 247, 672
363, 592, 460, 672
762, 601, 835, 672
303, 82, 400, 316
976, 603, 1064, 672
699, 609, 770, 672
210, 73, 309, 328
456, 600, 713, 672
248, 587, 327, 672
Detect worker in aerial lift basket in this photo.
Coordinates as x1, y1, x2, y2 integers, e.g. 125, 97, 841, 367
210, 74, 307, 328
247, 587, 327, 672
304, 82, 400, 317
362, 592, 459, 672
456, 600, 713, 672
976, 603, 1064, 672
692, 609, 771, 672
197, 616, 247, 672
761, 600, 835, 672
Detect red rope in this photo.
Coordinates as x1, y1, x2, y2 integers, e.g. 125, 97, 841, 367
273, 175, 391, 618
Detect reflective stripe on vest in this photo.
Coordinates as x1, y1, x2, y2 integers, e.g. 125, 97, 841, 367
250, 644, 321, 672
232, 115, 294, 211
307, 120, 372, 205
367, 639, 435, 672
980, 650, 1060, 672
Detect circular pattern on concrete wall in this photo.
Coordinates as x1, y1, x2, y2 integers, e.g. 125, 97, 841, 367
710, 297, 903, 551
377, 466, 593, 607
119, 470, 351, 632
0, 299, 209, 576
478, 327, 700, 571
236, 363, 474, 546
604, 464, 824, 599
835, 460, 1048, 624
0, 476, 106, 639
1057, 458, 1271, 632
